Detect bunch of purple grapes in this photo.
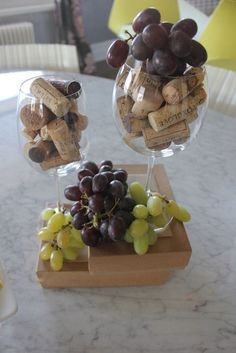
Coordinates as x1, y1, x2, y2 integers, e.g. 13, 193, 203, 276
64, 160, 136, 247
106, 8, 207, 76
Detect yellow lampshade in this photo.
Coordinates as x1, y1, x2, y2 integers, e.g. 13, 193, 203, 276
200, 0, 236, 71
108, 0, 180, 38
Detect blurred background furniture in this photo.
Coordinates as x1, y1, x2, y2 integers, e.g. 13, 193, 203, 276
54, 0, 95, 74
108, 0, 180, 38
0, 44, 79, 72
199, 0, 236, 117
0, 22, 35, 45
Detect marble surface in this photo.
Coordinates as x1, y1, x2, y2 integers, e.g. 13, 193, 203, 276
0, 72, 236, 353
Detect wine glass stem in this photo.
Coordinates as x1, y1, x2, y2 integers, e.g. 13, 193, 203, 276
55, 172, 62, 211
145, 155, 156, 193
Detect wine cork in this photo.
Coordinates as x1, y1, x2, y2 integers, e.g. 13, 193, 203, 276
22, 128, 38, 141
20, 103, 54, 130
148, 88, 206, 133
49, 80, 81, 99
116, 65, 130, 90
69, 99, 79, 114
123, 116, 150, 133
40, 151, 75, 171
142, 120, 190, 150
40, 125, 52, 141
30, 78, 71, 118
162, 67, 205, 105
131, 70, 162, 95
123, 132, 142, 146
27, 140, 56, 163
131, 86, 164, 119
47, 118, 81, 161
191, 85, 207, 103
23, 141, 35, 158
117, 95, 134, 121
184, 67, 204, 90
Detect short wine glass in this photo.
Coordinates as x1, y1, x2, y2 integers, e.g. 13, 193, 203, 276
17, 74, 89, 207
112, 56, 208, 231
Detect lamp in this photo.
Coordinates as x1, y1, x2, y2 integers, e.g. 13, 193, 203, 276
108, 0, 180, 39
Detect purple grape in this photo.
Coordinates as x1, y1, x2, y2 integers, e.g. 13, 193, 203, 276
142, 23, 168, 49
73, 210, 89, 230
131, 34, 153, 61
114, 210, 134, 227
99, 165, 112, 173
172, 58, 187, 76
146, 58, 157, 74
160, 22, 173, 34
87, 210, 95, 221
118, 196, 136, 211
109, 180, 125, 198
79, 176, 93, 195
88, 193, 105, 213
64, 185, 82, 201
78, 168, 94, 180
70, 201, 83, 216
104, 194, 116, 212
92, 173, 109, 193
185, 40, 207, 67
113, 169, 128, 183
99, 219, 110, 240
106, 40, 129, 68
152, 49, 177, 76
100, 171, 114, 183
169, 30, 192, 58
132, 8, 161, 33
81, 161, 99, 175
100, 160, 113, 169
81, 227, 101, 247
171, 18, 198, 38
108, 217, 126, 241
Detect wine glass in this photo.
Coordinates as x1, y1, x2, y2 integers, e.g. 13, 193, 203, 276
112, 56, 208, 231
17, 74, 89, 208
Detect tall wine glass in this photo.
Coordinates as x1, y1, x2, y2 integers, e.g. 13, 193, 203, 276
113, 56, 208, 193
17, 75, 89, 208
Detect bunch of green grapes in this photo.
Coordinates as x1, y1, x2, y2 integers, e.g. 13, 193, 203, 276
125, 181, 191, 255
38, 207, 85, 271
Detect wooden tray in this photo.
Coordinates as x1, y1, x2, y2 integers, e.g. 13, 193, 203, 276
36, 164, 192, 288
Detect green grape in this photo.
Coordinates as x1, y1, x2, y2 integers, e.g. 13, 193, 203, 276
56, 227, 70, 249
124, 229, 134, 243
50, 249, 64, 271
37, 227, 55, 241
149, 213, 167, 227
129, 182, 148, 205
132, 204, 149, 219
39, 243, 54, 261
129, 219, 149, 238
147, 195, 163, 216
47, 212, 65, 233
64, 212, 73, 225
68, 237, 85, 249
62, 247, 78, 261
133, 235, 149, 255
165, 200, 181, 218
71, 227, 83, 242
176, 205, 191, 222
147, 227, 158, 245
41, 207, 55, 222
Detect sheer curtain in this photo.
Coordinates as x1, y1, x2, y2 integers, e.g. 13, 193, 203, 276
54, 0, 96, 74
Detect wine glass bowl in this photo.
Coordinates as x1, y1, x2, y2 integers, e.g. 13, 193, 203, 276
17, 75, 89, 177
113, 56, 208, 159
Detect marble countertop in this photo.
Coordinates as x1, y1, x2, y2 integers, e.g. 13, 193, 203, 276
0, 72, 236, 353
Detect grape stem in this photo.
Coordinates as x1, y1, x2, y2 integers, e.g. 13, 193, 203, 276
124, 30, 135, 43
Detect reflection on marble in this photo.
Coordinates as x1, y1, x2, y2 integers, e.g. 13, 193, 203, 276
0, 74, 236, 353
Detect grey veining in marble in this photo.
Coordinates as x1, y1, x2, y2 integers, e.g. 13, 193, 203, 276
0, 73, 236, 353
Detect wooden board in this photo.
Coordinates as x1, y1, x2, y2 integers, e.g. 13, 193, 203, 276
36, 164, 191, 288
